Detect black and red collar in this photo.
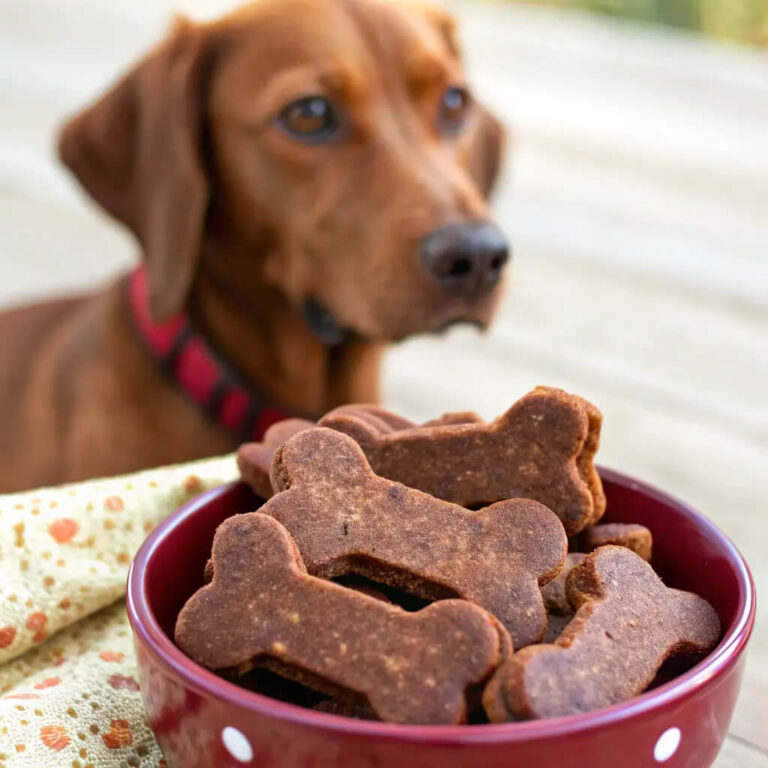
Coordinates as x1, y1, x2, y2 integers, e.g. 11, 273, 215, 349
126, 267, 298, 441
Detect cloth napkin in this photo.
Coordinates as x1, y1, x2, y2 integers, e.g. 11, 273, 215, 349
0, 456, 238, 768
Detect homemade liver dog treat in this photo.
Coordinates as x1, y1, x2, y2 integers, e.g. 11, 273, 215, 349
541, 553, 587, 616
319, 387, 604, 535
581, 523, 653, 562
237, 406, 481, 500
483, 546, 721, 721
176, 513, 505, 725
237, 418, 314, 498
183, 389, 722, 725
577, 399, 606, 526
266, 427, 567, 647
541, 553, 586, 643
328, 404, 482, 432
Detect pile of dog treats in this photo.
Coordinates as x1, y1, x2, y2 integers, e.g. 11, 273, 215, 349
175, 386, 721, 725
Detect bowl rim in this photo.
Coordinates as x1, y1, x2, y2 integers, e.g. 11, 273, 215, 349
126, 466, 756, 744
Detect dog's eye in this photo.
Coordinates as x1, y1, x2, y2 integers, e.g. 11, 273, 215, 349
438, 86, 471, 135
277, 96, 339, 141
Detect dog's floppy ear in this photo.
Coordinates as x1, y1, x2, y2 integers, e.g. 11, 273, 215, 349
58, 18, 212, 321
469, 104, 506, 198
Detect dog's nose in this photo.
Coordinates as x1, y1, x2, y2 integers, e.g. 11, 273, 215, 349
419, 222, 509, 298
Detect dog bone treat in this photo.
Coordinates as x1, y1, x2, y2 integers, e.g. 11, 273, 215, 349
541, 553, 587, 616
237, 409, 480, 499
543, 613, 572, 645
176, 513, 504, 725
325, 404, 482, 433
237, 418, 314, 498
266, 427, 567, 647
581, 523, 652, 562
541, 553, 587, 642
483, 546, 721, 721
423, 410, 483, 427
323, 404, 418, 434
578, 398, 606, 525
319, 387, 604, 535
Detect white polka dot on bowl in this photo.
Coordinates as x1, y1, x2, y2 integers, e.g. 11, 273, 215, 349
221, 726, 254, 763
654, 727, 681, 762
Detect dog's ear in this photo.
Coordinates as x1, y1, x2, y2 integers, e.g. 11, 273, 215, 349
58, 18, 212, 321
469, 104, 506, 199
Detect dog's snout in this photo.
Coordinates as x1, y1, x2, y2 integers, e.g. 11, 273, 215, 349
419, 222, 509, 298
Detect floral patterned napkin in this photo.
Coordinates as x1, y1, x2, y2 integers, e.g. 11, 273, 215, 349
0, 456, 238, 767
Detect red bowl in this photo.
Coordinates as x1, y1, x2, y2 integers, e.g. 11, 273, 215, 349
127, 468, 755, 768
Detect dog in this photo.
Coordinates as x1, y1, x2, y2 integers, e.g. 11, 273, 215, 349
0, 0, 508, 493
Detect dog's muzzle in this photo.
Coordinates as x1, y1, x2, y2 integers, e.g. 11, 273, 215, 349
419, 221, 509, 300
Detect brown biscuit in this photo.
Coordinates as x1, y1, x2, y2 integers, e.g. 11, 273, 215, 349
581, 523, 652, 562
319, 387, 604, 535
576, 398, 606, 525
175, 513, 504, 725
541, 553, 587, 616
483, 546, 721, 721
322, 404, 417, 434
423, 411, 483, 427
237, 418, 314, 498
541, 553, 586, 643
237, 408, 479, 499
543, 613, 572, 644
324, 405, 482, 434
267, 427, 567, 647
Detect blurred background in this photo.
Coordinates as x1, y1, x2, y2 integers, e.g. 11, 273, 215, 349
0, 0, 766, 764
524, 0, 768, 45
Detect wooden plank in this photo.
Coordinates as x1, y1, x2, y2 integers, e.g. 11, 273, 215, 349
716, 734, 768, 767
448, 1, 768, 310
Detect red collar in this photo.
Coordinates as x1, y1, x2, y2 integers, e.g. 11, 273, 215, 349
126, 267, 297, 441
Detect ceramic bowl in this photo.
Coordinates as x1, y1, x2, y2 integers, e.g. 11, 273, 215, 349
127, 468, 755, 768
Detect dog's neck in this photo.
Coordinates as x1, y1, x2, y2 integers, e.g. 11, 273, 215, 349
187, 266, 382, 417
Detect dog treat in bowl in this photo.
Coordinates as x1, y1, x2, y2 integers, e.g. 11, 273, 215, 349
266, 427, 567, 647
174, 388, 729, 732
175, 513, 506, 725
581, 523, 653, 562
238, 406, 482, 500
318, 387, 605, 535
236, 418, 314, 499
483, 546, 721, 722
319, 404, 482, 434
540, 552, 586, 642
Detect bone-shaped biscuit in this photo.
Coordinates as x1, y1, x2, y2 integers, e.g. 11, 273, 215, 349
175, 513, 504, 724
237, 418, 314, 498
319, 387, 604, 535
237, 408, 481, 500
577, 398, 606, 526
325, 404, 482, 434
541, 552, 586, 643
541, 552, 587, 617
581, 523, 652, 562
266, 427, 567, 647
483, 546, 721, 721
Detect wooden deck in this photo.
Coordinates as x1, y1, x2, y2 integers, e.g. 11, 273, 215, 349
0, 0, 766, 764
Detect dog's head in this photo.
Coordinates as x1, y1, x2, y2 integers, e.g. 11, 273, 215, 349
59, 0, 508, 342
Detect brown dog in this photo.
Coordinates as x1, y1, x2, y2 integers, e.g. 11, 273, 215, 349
0, 0, 507, 492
